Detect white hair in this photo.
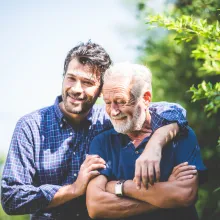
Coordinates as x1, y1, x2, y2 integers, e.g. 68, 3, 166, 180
104, 62, 152, 99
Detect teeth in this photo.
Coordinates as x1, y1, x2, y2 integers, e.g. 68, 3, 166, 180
68, 94, 85, 100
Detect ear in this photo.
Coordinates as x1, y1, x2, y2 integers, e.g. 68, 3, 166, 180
143, 91, 151, 105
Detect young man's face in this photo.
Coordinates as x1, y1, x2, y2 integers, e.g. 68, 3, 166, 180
103, 77, 147, 134
62, 58, 101, 115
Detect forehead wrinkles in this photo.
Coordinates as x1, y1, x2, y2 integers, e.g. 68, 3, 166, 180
103, 84, 131, 100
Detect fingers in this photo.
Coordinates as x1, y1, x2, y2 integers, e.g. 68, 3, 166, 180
178, 175, 194, 181
88, 170, 100, 179
172, 163, 196, 177
85, 154, 106, 164
86, 163, 106, 172
172, 162, 188, 173
148, 163, 154, 185
81, 154, 106, 169
176, 170, 197, 179
134, 164, 142, 189
141, 164, 148, 189
155, 162, 160, 182
134, 160, 161, 188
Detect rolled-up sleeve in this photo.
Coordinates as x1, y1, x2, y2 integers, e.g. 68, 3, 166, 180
1, 118, 61, 215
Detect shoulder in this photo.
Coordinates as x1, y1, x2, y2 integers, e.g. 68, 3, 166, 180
89, 104, 112, 128
92, 128, 116, 142
89, 128, 116, 153
175, 127, 197, 145
15, 105, 54, 130
150, 101, 186, 116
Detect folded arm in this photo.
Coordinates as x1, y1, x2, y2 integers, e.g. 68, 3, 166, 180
86, 175, 158, 219
106, 168, 198, 209
126, 175, 197, 208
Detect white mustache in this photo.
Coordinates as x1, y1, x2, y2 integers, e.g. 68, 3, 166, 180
111, 114, 127, 120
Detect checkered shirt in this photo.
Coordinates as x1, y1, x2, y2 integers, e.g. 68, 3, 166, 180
1, 96, 187, 219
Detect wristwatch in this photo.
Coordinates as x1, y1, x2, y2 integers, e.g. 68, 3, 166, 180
115, 180, 125, 197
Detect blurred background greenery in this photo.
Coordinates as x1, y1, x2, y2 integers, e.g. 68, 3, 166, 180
1, 0, 219, 219
121, 0, 220, 219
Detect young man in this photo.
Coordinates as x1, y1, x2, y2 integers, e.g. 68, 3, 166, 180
2, 42, 187, 219
87, 62, 207, 220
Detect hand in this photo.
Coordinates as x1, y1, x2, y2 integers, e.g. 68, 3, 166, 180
168, 162, 197, 182
133, 144, 162, 189
74, 154, 106, 196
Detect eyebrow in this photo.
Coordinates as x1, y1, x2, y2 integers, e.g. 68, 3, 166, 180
66, 72, 96, 83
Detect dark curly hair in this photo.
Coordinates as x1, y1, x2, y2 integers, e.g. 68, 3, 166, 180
63, 40, 112, 86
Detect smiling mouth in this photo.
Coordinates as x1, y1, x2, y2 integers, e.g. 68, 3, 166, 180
112, 116, 127, 120
67, 94, 86, 103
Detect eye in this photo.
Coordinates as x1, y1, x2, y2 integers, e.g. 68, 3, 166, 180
83, 81, 94, 86
67, 76, 76, 82
117, 100, 126, 105
104, 100, 111, 105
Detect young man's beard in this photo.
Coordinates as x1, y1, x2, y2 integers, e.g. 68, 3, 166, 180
62, 93, 99, 115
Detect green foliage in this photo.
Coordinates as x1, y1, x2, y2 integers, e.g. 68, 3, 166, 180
122, 0, 220, 219
190, 81, 220, 117
146, 14, 220, 74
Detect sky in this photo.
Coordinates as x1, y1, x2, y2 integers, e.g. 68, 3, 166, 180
0, 0, 164, 154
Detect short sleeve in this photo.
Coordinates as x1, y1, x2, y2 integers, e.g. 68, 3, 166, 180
89, 134, 112, 178
174, 127, 207, 184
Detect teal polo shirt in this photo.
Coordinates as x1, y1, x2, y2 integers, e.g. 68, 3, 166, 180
89, 127, 207, 220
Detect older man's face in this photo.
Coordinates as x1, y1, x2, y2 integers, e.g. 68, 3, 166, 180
103, 78, 146, 134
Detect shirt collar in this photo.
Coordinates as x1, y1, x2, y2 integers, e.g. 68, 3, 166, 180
53, 95, 93, 128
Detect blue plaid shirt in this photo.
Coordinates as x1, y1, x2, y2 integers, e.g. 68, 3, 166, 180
1, 96, 187, 219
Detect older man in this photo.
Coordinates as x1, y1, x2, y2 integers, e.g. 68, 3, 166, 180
1, 42, 186, 220
87, 62, 207, 220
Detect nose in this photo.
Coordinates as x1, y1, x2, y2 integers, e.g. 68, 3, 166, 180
111, 103, 120, 116
71, 80, 83, 94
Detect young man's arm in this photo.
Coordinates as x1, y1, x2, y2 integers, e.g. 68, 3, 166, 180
47, 155, 106, 209
1, 118, 105, 214
135, 102, 188, 188
134, 123, 179, 188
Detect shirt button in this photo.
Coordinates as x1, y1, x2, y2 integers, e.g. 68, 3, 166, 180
73, 152, 76, 155
74, 173, 77, 177
70, 132, 73, 135
60, 124, 63, 128
76, 213, 80, 217
135, 151, 139, 154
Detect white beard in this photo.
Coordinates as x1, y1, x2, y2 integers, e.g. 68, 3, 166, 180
111, 105, 146, 134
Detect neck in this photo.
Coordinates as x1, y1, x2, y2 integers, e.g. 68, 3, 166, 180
127, 110, 152, 147
59, 102, 89, 126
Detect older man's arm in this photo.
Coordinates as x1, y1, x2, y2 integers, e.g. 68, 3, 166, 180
87, 163, 197, 219
86, 175, 158, 219
107, 174, 198, 209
